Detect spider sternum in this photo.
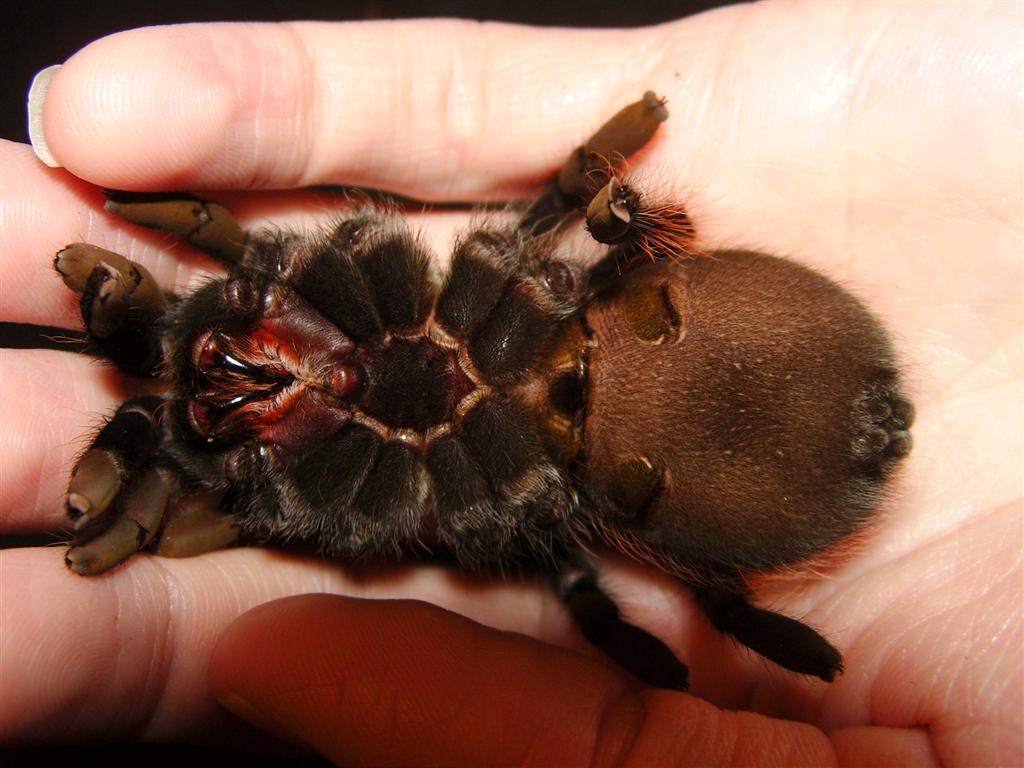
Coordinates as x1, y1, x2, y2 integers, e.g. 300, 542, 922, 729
351, 323, 490, 448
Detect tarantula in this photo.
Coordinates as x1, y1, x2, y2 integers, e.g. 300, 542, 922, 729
55, 92, 913, 690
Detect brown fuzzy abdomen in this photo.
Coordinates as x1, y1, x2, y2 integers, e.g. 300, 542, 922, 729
582, 250, 912, 574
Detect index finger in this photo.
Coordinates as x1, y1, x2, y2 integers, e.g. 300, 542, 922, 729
35, 20, 683, 198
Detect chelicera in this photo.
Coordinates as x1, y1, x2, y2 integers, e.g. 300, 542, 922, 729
55, 92, 913, 689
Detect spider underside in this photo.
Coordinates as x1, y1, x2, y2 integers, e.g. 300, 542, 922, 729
55, 92, 913, 690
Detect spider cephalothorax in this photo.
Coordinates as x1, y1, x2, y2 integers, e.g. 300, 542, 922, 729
55, 92, 913, 690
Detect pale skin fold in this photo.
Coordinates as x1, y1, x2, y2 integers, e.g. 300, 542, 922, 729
0, 2, 1021, 766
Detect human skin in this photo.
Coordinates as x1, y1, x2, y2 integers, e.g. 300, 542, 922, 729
1, 2, 1020, 765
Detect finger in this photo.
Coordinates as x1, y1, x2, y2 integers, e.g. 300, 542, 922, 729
209, 594, 837, 768
0, 546, 561, 746
37, 20, 676, 197
1, 140, 222, 327
0, 349, 123, 532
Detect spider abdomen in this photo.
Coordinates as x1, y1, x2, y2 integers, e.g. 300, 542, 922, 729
582, 250, 914, 576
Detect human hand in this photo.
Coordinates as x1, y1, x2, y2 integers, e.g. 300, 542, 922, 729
2, 2, 1020, 765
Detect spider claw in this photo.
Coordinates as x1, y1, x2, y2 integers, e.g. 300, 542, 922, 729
54, 243, 137, 294
54, 247, 91, 292
66, 517, 147, 576
66, 449, 122, 524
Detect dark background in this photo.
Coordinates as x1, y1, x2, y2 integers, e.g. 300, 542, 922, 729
3, 0, 730, 765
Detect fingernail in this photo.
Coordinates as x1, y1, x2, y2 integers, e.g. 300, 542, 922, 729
28, 64, 62, 168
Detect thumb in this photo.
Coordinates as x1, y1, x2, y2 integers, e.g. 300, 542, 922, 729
208, 594, 834, 767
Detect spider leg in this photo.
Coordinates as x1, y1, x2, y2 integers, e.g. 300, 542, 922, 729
520, 91, 668, 236
154, 490, 239, 558
556, 557, 688, 691
436, 229, 517, 338
66, 467, 172, 575
66, 396, 241, 573
692, 582, 844, 682
425, 228, 582, 565
558, 90, 669, 199
65, 396, 167, 574
287, 211, 433, 341
55, 243, 170, 376
103, 190, 246, 264
439, 229, 575, 383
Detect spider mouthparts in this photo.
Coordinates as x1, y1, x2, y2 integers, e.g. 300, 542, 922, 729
188, 300, 365, 448
256, 390, 354, 451
330, 365, 363, 398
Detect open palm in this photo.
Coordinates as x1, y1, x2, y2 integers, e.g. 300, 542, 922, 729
2, 3, 1020, 765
